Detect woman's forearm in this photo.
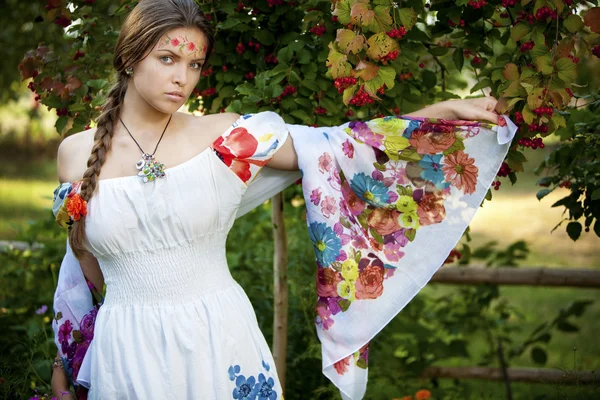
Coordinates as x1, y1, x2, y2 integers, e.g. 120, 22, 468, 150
404, 101, 455, 119
51, 351, 74, 399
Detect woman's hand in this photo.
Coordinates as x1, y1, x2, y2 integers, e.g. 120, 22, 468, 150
444, 97, 500, 123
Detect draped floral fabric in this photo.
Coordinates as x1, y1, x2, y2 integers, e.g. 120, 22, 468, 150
51, 112, 515, 399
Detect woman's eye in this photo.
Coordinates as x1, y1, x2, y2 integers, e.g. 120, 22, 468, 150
160, 56, 173, 64
191, 62, 203, 70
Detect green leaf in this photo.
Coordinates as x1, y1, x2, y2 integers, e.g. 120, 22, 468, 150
254, 30, 275, 45
591, 188, 600, 201
531, 346, 547, 365
55, 116, 68, 134
566, 221, 582, 241
502, 64, 519, 81
535, 54, 553, 75
557, 321, 580, 332
564, 14, 584, 33
429, 47, 449, 56
333, 0, 352, 25
290, 109, 312, 124
86, 79, 107, 90
366, 32, 398, 60
470, 78, 492, 94
453, 48, 464, 72
398, 8, 417, 30
536, 188, 553, 200
326, 43, 352, 78
511, 23, 530, 42
422, 70, 437, 89
556, 58, 577, 84
336, 29, 365, 54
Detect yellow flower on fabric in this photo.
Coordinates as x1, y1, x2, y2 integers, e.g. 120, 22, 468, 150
368, 118, 410, 136
399, 211, 420, 230
396, 195, 417, 213
55, 200, 71, 228
337, 280, 356, 301
258, 133, 274, 142
341, 259, 359, 281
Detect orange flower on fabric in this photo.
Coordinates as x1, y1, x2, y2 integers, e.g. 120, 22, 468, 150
66, 193, 87, 221
442, 150, 478, 195
333, 355, 351, 375
415, 389, 432, 400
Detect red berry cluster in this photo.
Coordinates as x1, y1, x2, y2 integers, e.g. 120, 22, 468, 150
444, 249, 462, 264
492, 180, 502, 190
201, 67, 213, 77
437, 40, 452, 48
514, 111, 524, 124
345, 109, 354, 117
534, 106, 553, 117
236, 42, 246, 54
502, 0, 517, 6
535, 6, 557, 20
314, 106, 327, 115
331, 16, 339, 23
248, 40, 261, 52
244, 71, 255, 80
349, 86, 374, 107
56, 107, 69, 117
528, 123, 549, 134
235, 1, 245, 12
563, 0, 573, 5
419, 62, 425, 68
381, 50, 399, 63
275, 84, 297, 102
467, 0, 487, 9
267, 0, 284, 6
386, 27, 407, 39
265, 53, 278, 64
222, 65, 228, 72
54, 16, 72, 28
201, 87, 216, 97
392, 107, 400, 115
377, 86, 386, 95
520, 41, 534, 53
73, 50, 85, 61
333, 76, 357, 93
496, 162, 512, 177
518, 137, 545, 148
472, 55, 482, 64
204, 14, 212, 21
593, 45, 600, 58
566, 88, 574, 97
516, 10, 536, 24
448, 19, 465, 28
559, 180, 571, 188
398, 72, 413, 80
28, 81, 36, 92
310, 25, 326, 36
568, 54, 580, 63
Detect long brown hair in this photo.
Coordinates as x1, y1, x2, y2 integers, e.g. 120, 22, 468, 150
69, 0, 214, 260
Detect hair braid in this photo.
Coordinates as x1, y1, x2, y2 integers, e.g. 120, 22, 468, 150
68, 74, 128, 260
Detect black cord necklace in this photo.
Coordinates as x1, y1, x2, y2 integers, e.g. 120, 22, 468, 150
119, 114, 173, 183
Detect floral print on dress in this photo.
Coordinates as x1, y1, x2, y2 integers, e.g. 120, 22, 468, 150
211, 112, 288, 185
228, 360, 278, 400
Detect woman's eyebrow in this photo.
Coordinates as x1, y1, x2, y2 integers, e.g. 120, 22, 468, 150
157, 48, 206, 62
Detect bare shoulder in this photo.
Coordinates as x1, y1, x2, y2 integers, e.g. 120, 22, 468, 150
181, 112, 241, 142
57, 128, 96, 183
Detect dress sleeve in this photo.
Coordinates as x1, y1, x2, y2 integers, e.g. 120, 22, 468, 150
52, 182, 101, 392
210, 111, 290, 186
287, 115, 517, 400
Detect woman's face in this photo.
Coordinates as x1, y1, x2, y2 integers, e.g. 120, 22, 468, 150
130, 26, 208, 114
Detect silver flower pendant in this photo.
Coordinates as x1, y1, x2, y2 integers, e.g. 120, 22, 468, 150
136, 153, 166, 183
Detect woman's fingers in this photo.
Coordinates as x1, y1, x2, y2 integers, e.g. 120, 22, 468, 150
477, 108, 500, 124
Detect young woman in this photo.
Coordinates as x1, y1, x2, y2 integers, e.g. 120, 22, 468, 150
50, 0, 514, 398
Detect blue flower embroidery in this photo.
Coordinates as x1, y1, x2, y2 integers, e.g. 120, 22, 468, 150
308, 222, 342, 267
255, 373, 277, 400
229, 365, 241, 381
233, 374, 257, 400
418, 154, 449, 189
350, 172, 390, 206
261, 360, 271, 371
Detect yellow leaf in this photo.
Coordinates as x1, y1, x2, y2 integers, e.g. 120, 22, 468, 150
336, 29, 365, 54
259, 133, 273, 142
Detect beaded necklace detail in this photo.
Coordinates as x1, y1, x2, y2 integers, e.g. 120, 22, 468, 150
119, 115, 173, 183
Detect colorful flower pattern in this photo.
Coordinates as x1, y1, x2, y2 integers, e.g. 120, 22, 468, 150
228, 360, 278, 400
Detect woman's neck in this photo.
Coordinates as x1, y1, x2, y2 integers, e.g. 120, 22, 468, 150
118, 85, 174, 139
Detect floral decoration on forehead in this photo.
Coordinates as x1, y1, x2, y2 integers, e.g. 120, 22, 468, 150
158, 34, 207, 57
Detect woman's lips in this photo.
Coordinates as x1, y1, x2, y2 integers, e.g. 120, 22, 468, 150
165, 92, 184, 102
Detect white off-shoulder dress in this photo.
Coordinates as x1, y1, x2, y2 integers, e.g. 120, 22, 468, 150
72, 112, 295, 399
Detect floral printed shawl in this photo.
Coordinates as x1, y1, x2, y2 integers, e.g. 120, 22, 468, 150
51, 112, 516, 399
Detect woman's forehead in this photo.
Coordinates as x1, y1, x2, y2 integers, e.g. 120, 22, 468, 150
154, 27, 208, 58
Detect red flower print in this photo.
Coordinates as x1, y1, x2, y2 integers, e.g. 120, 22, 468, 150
409, 129, 456, 155
212, 127, 262, 183
317, 268, 342, 298
498, 116, 507, 127
186, 42, 196, 52
355, 265, 385, 300
170, 38, 180, 46
333, 355, 352, 375
442, 150, 478, 194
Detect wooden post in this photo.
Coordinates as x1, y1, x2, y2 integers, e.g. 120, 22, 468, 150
271, 192, 288, 394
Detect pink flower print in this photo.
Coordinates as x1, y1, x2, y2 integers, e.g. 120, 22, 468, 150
392, 229, 409, 247
372, 170, 384, 181
333, 222, 343, 235
387, 191, 398, 203
390, 163, 410, 185
383, 241, 405, 262
316, 303, 335, 330
341, 180, 366, 216
342, 139, 354, 158
318, 152, 333, 173
310, 188, 322, 206
58, 320, 73, 344
321, 196, 337, 218
80, 308, 97, 341
170, 38, 180, 46
186, 41, 196, 52
352, 234, 369, 249
336, 250, 348, 261
443, 150, 478, 194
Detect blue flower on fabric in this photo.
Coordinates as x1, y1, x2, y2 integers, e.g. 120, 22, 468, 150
418, 154, 449, 189
262, 360, 271, 372
233, 374, 257, 400
254, 373, 277, 400
403, 119, 421, 139
350, 172, 390, 207
309, 222, 342, 267
229, 365, 241, 381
